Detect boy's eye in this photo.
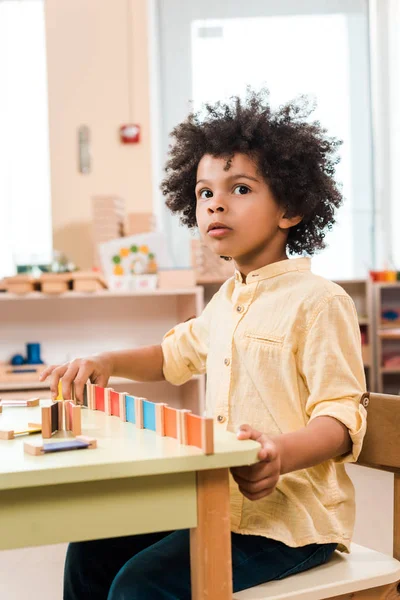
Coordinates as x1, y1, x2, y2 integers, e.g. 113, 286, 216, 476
199, 189, 213, 199
233, 185, 250, 195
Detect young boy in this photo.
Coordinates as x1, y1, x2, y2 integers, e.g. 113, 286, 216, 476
41, 90, 367, 600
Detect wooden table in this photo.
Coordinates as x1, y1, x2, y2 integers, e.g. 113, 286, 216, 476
0, 404, 259, 599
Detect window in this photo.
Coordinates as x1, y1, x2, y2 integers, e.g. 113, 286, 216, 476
0, 0, 52, 278
155, 0, 373, 279
191, 13, 372, 279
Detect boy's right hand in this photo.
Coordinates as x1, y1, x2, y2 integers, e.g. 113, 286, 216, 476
39, 354, 113, 402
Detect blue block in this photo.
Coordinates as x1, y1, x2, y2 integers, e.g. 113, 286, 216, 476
43, 440, 89, 453
125, 395, 136, 424
143, 399, 156, 431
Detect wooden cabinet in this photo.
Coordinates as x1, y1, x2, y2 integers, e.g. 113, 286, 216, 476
372, 282, 400, 393
0, 288, 205, 414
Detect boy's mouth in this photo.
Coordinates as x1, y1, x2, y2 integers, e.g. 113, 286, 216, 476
207, 222, 232, 238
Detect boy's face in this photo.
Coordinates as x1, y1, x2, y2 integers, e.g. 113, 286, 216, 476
195, 153, 301, 274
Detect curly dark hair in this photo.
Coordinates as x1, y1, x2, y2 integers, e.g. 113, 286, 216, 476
161, 89, 343, 255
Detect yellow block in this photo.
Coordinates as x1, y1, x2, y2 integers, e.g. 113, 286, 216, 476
56, 380, 63, 401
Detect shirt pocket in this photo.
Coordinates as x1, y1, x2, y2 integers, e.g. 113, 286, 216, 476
244, 331, 285, 347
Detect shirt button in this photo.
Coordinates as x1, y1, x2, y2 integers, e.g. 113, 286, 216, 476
224, 358, 230, 366
236, 305, 243, 313
217, 415, 226, 423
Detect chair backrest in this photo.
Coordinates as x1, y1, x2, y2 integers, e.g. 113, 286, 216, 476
357, 392, 400, 473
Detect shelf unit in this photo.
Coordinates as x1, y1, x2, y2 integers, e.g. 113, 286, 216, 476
0, 287, 205, 414
373, 282, 400, 393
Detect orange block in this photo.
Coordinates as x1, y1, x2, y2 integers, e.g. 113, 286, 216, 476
187, 413, 203, 449
164, 406, 178, 439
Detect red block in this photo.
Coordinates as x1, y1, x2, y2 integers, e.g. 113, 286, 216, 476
95, 386, 105, 411
110, 390, 120, 417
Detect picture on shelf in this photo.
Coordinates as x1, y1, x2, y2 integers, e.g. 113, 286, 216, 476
98, 232, 172, 291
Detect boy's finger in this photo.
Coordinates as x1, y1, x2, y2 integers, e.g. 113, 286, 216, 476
258, 441, 279, 462
237, 424, 263, 441
49, 365, 69, 399
39, 365, 56, 381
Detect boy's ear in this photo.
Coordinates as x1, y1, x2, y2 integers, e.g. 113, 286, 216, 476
279, 214, 303, 230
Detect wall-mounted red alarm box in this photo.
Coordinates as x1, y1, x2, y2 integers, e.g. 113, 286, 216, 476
119, 124, 141, 144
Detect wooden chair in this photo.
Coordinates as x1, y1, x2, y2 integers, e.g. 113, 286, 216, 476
234, 392, 400, 599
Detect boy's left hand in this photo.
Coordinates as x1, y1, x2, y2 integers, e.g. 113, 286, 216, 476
230, 424, 281, 501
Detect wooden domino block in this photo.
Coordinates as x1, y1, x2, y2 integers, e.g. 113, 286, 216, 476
71, 404, 81, 436
94, 386, 105, 411
0, 398, 39, 408
56, 380, 63, 401
24, 435, 97, 456
164, 406, 178, 439
110, 390, 120, 417
155, 403, 167, 436
64, 401, 82, 436
86, 382, 95, 410
42, 402, 63, 438
119, 392, 127, 422
135, 397, 144, 429
177, 409, 191, 445
26, 397, 40, 407
0, 425, 42, 440
64, 401, 71, 430
104, 388, 112, 416
202, 417, 214, 455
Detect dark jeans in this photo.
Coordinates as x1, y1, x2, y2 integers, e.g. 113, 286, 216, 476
64, 530, 337, 600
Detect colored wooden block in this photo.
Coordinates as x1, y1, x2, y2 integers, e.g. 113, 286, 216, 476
56, 380, 63, 401
177, 409, 191, 445
71, 381, 79, 404
0, 425, 42, 440
119, 392, 127, 422
110, 390, 120, 417
24, 435, 97, 456
41, 406, 52, 438
142, 399, 156, 431
0, 398, 39, 407
187, 413, 203, 450
125, 395, 135, 424
186, 414, 214, 455
155, 403, 167, 436
71, 404, 82, 436
104, 388, 112, 416
94, 386, 105, 411
41, 402, 63, 438
64, 401, 72, 430
164, 406, 178, 439
83, 383, 89, 408
202, 418, 214, 455
87, 383, 95, 410
64, 401, 81, 436
135, 397, 144, 429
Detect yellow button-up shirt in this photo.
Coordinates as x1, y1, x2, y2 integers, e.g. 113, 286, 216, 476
162, 258, 367, 552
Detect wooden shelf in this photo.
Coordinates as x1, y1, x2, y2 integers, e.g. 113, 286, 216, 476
0, 374, 202, 393
378, 329, 400, 339
0, 287, 202, 301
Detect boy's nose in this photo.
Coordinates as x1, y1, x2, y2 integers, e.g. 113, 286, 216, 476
207, 204, 225, 214
207, 195, 227, 214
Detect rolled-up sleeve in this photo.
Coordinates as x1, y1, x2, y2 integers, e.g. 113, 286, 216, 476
161, 291, 219, 386
299, 294, 367, 463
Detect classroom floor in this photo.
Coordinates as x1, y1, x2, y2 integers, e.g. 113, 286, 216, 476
0, 465, 394, 600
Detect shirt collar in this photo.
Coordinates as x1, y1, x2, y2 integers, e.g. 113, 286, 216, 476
234, 257, 311, 284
